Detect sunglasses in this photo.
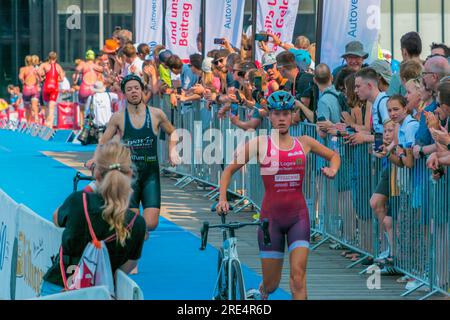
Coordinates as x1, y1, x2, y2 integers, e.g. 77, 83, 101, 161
213, 58, 224, 66
263, 64, 276, 71
233, 70, 246, 77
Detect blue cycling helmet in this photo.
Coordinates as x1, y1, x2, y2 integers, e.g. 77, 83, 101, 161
267, 91, 295, 111
121, 74, 145, 93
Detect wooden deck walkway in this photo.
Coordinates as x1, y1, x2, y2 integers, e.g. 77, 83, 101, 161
48, 150, 446, 300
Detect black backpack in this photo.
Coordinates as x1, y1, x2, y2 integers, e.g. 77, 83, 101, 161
322, 91, 349, 114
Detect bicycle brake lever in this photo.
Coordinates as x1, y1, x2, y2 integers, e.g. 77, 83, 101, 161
200, 221, 209, 250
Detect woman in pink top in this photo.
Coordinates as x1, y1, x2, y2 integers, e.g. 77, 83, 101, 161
19, 55, 41, 123
217, 91, 340, 300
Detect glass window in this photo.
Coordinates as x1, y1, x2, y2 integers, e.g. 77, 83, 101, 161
419, 0, 442, 58
57, 0, 82, 64
445, 0, 450, 45
392, 0, 417, 60
84, 1, 100, 52
294, 0, 316, 43
108, 0, 132, 37
379, 0, 392, 56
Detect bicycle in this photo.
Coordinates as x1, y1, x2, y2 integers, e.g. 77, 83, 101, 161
200, 205, 271, 300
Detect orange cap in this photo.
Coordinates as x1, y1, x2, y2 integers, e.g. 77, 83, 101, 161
102, 39, 120, 54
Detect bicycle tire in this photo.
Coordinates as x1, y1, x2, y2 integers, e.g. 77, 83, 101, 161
215, 248, 227, 300
230, 260, 246, 300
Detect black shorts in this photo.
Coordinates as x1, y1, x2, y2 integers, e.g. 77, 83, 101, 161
130, 172, 161, 209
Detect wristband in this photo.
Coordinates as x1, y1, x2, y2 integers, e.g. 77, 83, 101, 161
419, 146, 425, 158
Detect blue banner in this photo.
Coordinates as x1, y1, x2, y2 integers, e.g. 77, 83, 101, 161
320, 0, 381, 71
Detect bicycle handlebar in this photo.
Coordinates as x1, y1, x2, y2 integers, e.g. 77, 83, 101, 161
73, 172, 96, 192
200, 211, 271, 250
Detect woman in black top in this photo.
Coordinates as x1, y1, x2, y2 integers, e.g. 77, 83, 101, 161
40, 140, 146, 296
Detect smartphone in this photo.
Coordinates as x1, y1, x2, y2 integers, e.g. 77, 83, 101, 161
176, 87, 182, 95
255, 34, 269, 42
254, 76, 262, 92
317, 116, 326, 122
214, 38, 225, 45
374, 133, 384, 152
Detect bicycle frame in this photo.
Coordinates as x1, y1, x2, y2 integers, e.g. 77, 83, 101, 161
213, 235, 247, 300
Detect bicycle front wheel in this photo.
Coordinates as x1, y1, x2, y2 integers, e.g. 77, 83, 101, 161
230, 260, 246, 300
215, 248, 227, 300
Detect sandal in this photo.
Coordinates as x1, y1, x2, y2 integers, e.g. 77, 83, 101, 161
375, 255, 394, 265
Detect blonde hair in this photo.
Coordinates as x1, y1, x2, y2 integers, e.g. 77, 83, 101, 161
32, 55, 40, 66
94, 141, 133, 246
48, 51, 58, 61
25, 55, 33, 66
295, 36, 310, 50
406, 78, 421, 90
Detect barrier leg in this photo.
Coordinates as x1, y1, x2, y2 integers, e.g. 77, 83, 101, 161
174, 176, 190, 186
400, 282, 426, 297
310, 235, 330, 251
179, 177, 195, 189
418, 289, 439, 300
208, 192, 220, 201
346, 254, 369, 269
204, 187, 219, 198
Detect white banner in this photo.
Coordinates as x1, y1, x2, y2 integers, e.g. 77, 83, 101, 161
256, 0, 301, 61
0, 190, 18, 300
204, 0, 245, 55
14, 205, 63, 299
320, 0, 381, 71
135, 0, 164, 57
165, 0, 202, 61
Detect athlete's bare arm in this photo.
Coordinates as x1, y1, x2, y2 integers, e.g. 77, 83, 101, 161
300, 135, 340, 179
19, 67, 26, 84
57, 64, 65, 82
152, 107, 180, 166
217, 136, 262, 213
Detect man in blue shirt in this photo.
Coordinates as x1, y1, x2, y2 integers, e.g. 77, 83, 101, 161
166, 55, 199, 91
347, 68, 390, 145
315, 64, 343, 138
332, 41, 369, 79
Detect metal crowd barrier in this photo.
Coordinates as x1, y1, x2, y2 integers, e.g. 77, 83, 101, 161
156, 96, 449, 300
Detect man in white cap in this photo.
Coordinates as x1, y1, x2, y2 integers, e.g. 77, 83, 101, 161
262, 52, 286, 95
85, 81, 119, 139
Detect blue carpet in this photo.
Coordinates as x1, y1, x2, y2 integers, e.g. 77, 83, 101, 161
0, 130, 290, 300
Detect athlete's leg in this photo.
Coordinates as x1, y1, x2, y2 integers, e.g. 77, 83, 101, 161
260, 258, 284, 297
289, 247, 309, 300
31, 97, 39, 123
141, 175, 161, 231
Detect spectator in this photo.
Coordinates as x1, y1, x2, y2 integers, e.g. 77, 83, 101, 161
40, 140, 146, 296
225, 52, 242, 89
399, 60, 424, 87
404, 78, 422, 118
196, 31, 202, 54
332, 41, 369, 79
423, 55, 450, 94
386, 95, 419, 169
430, 42, 450, 58
295, 36, 310, 50
343, 72, 371, 132
167, 54, 199, 91
427, 78, 450, 171
371, 119, 397, 263
157, 48, 174, 92
85, 81, 119, 141
137, 43, 151, 61
315, 64, 343, 137
370, 59, 393, 92
334, 67, 355, 93
388, 31, 422, 96
176, 54, 204, 103
276, 51, 316, 123
412, 78, 438, 160
122, 43, 144, 78
347, 68, 390, 145
262, 52, 286, 95
142, 60, 159, 104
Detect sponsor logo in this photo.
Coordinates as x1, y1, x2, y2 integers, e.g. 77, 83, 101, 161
274, 174, 300, 182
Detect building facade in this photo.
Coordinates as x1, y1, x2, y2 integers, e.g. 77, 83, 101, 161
1, 0, 449, 97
